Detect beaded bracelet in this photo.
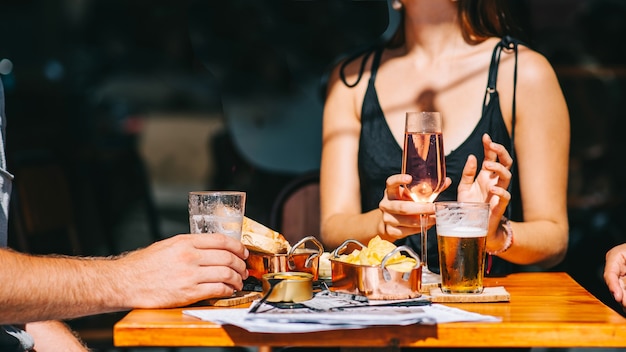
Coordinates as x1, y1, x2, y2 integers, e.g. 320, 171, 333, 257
488, 216, 514, 255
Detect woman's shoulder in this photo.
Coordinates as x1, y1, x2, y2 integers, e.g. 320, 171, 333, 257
518, 46, 559, 86
495, 36, 558, 84
494, 37, 566, 119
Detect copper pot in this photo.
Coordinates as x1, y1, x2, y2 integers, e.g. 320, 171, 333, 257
246, 236, 323, 280
261, 272, 314, 303
329, 239, 422, 300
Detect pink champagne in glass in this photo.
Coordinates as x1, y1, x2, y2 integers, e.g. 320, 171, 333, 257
401, 111, 446, 284
401, 131, 446, 203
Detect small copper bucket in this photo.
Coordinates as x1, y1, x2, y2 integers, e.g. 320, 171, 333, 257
246, 236, 324, 280
329, 239, 422, 300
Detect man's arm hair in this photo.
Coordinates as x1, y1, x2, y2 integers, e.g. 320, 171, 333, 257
0, 248, 129, 324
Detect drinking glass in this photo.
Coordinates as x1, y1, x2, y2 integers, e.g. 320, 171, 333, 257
435, 202, 489, 294
401, 112, 446, 284
188, 191, 246, 239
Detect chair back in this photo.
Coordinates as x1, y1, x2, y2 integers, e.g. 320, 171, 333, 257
269, 171, 322, 247
9, 157, 82, 255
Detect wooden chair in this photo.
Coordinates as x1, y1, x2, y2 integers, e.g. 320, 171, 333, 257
269, 171, 323, 248
9, 157, 82, 256
7, 153, 128, 349
263, 171, 321, 352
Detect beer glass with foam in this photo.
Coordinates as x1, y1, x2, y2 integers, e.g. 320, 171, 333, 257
435, 202, 489, 294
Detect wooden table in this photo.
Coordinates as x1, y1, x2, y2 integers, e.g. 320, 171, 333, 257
114, 272, 626, 348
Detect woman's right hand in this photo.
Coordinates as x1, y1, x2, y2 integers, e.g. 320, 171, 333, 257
378, 174, 451, 240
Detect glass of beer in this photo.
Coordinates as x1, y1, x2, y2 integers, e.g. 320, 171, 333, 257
435, 202, 489, 294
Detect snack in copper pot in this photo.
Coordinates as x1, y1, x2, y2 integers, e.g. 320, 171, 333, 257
336, 236, 417, 272
318, 252, 332, 278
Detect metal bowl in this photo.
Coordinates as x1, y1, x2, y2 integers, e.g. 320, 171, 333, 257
261, 272, 314, 303
246, 236, 323, 280
329, 239, 422, 300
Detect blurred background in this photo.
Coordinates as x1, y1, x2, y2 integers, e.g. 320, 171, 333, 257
1, 0, 626, 350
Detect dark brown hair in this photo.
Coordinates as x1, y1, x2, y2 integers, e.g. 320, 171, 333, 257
459, 0, 521, 42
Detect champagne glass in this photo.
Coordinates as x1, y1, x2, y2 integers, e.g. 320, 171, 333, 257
401, 112, 446, 285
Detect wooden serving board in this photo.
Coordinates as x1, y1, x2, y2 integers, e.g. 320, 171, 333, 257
207, 291, 262, 307
429, 286, 510, 303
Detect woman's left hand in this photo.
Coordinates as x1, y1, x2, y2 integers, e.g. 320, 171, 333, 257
457, 134, 512, 233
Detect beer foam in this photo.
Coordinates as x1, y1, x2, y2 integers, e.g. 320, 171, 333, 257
437, 226, 486, 238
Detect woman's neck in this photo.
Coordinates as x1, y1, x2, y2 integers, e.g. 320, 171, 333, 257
401, 0, 466, 61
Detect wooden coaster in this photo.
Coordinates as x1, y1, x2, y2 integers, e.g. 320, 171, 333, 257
421, 281, 441, 293
429, 286, 510, 303
207, 291, 262, 307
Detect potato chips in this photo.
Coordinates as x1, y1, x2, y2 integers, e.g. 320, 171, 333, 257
336, 236, 417, 272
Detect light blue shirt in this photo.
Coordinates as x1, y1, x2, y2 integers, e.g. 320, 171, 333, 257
0, 77, 13, 248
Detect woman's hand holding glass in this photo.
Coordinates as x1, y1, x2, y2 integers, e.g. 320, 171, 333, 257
378, 133, 511, 258
378, 174, 452, 240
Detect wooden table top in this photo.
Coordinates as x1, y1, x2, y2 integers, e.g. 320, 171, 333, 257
113, 272, 626, 348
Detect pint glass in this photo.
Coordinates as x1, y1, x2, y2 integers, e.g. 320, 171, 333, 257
435, 202, 489, 294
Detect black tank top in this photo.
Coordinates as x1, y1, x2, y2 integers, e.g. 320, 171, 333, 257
352, 37, 523, 275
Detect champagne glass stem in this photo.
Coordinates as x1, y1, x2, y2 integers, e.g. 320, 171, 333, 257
420, 211, 441, 285
420, 213, 429, 272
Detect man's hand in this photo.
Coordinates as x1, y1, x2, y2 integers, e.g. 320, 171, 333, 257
118, 233, 249, 309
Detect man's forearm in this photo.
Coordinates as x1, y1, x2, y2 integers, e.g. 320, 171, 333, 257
25, 321, 89, 352
0, 248, 129, 324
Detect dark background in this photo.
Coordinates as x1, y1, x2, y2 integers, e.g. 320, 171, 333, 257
1, 0, 626, 319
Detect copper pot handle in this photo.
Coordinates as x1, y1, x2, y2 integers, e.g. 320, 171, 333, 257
331, 239, 366, 258
288, 236, 324, 270
381, 245, 421, 282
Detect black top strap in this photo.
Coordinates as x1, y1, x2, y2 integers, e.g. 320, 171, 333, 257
484, 36, 523, 106
368, 47, 383, 83
339, 46, 384, 88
